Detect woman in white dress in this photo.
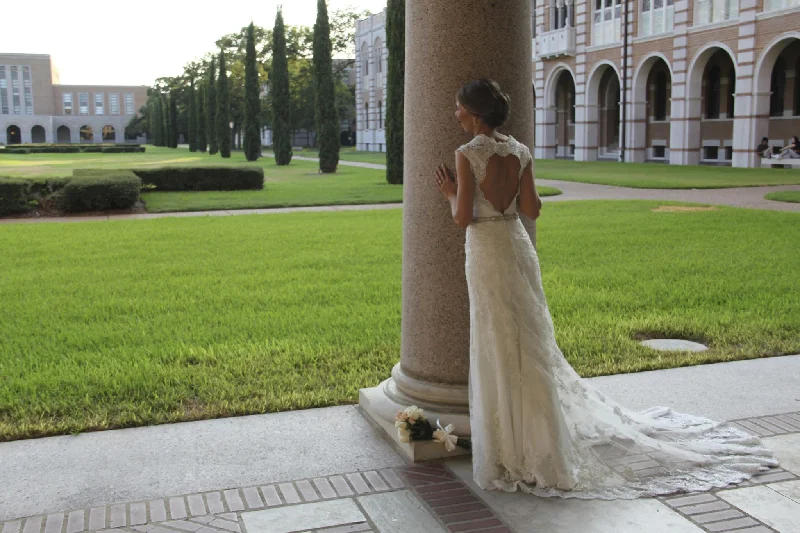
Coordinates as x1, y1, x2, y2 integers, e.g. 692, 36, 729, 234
433, 79, 777, 499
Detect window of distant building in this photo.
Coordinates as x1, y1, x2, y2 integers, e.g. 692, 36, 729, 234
594, 0, 622, 46
10, 66, 21, 115
695, 0, 738, 26
79, 93, 89, 115
765, 0, 799, 11
22, 66, 33, 115
378, 100, 383, 129
110, 93, 120, 115
641, 0, 674, 37
95, 93, 104, 115
125, 93, 134, 115
0, 67, 8, 115
63, 93, 73, 115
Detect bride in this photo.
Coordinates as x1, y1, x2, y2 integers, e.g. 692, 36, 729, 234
433, 78, 777, 499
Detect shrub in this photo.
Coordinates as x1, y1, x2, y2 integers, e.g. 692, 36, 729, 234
133, 167, 264, 191
0, 177, 32, 215
62, 171, 141, 212
101, 146, 146, 153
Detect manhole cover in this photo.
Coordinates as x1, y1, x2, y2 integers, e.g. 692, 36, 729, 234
640, 339, 708, 352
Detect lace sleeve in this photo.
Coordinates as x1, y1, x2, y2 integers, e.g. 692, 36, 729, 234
456, 143, 479, 177
517, 143, 532, 178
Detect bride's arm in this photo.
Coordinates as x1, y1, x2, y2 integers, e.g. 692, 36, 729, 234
518, 160, 542, 220
450, 151, 474, 229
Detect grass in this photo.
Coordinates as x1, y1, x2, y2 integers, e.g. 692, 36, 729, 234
292, 146, 388, 165
0, 201, 797, 441
765, 190, 800, 203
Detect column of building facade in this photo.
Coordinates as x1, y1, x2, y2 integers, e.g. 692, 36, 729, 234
574, 0, 596, 161
367, 41, 378, 151
732, 0, 761, 168
534, 1, 550, 159
669, 0, 693, 164
625, 1, 647, 162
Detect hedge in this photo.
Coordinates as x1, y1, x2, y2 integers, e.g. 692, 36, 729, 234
133, 166, 264, 191
62, 171, 141, 212
0, 144, 144, 154
0, 178, 32, 215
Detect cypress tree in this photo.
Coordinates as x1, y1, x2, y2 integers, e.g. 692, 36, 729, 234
197, 83, 207, 152
150, 97, 162, 146
160, 94, 169, 147
188, 78, 197, 152
207, 59, 219, 155
271, 6, 293, 165
313, 0, 339, 173
216, 49, 231, 158
243, 22, 262, 161
169, 92, 179, 148
385, 0, 405, 184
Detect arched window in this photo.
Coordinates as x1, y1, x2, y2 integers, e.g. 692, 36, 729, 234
79, 125, 94, 142
375, 38, 382, 74
705, 65, 721, 119
364, 102, 370, 130
361, 43, 369, 77
102, 125, 116, 141
654, 71, 668, 121
727, 68, 735, 118
770, 57, 786, 117
378, 101, 383, 129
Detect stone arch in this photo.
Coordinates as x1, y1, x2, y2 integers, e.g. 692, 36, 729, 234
80, 125, 94, 142
31, 125, 46, 144
102, 125, 116, 142
580, 61, 621, 160
57, 125, 71, 143
544, 63, 576, 108
6, 125, 21, 145
682, 43, 737, 165
752, 32, 800, 155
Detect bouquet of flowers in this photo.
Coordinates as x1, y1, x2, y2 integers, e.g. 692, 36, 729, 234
395, 406, 471, 451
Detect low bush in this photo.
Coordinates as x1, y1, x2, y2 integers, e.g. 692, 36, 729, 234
134, 167, 264, 191
62, 171, 141, 212
0, 178, 32, 215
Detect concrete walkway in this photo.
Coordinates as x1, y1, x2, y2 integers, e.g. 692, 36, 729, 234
2, 355, 799, 532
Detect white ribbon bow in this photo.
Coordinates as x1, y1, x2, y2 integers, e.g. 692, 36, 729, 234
434, 420, 459, 452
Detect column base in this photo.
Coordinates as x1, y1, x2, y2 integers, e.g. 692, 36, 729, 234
359, 370, 471, 462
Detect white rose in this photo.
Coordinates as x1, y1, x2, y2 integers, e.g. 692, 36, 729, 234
404, 406, 425, 422
394, 420, 408, 429
397, 428, 411, 443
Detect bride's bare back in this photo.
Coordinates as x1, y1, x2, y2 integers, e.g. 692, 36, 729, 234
480, 142, 523, 214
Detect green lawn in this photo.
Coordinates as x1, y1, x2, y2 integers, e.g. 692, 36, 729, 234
292, 146, 388, 165
1, 201, 797, 441
765, 190, 800, 203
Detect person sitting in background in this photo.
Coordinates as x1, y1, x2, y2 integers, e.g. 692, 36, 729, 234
757, 136, 771, 158
773, 136, 800, 159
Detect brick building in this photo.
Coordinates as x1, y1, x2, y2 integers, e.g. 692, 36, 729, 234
534, 0, 800, 167
356, 1, 799, 167
0, 53, 148, 145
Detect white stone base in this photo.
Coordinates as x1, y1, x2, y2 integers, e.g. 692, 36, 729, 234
359, 379, 471, 462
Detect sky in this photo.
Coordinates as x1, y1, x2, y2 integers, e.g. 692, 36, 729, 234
0, 0, 385, 86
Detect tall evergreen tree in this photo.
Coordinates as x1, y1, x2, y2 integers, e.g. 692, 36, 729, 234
188, 78, 197, 152
170, 92, 179, 148
197, 83, 207, 152
243, 22, 262, 161
207, 59, 219, 155
313, 0, 340, 173
160, 94, 169, 147
150, 97, 162, 146
385, 0, 405, 184
271, 7, 293, 165
216, 49, 232, 158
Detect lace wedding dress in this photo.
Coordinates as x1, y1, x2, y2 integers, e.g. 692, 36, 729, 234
460, 134, 777, 499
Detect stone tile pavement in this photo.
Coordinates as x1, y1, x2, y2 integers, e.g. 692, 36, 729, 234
2, 356, 799, 532
2, 412, 799, 533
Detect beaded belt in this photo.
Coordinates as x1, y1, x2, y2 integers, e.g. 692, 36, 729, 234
473, 213, 519, 223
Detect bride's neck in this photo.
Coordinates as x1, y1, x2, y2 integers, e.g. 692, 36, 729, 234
472, 126, 496, 138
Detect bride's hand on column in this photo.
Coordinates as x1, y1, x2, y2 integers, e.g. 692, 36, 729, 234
434, 164, 457, 199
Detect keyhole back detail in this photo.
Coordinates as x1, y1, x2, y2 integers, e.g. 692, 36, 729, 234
480, 153, 522, 214
457, 134, 532, 218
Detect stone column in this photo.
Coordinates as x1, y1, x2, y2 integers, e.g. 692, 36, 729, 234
360, 0, 534, 462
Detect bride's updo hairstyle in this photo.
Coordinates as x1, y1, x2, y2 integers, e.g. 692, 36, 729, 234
457, 79, 511, 129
